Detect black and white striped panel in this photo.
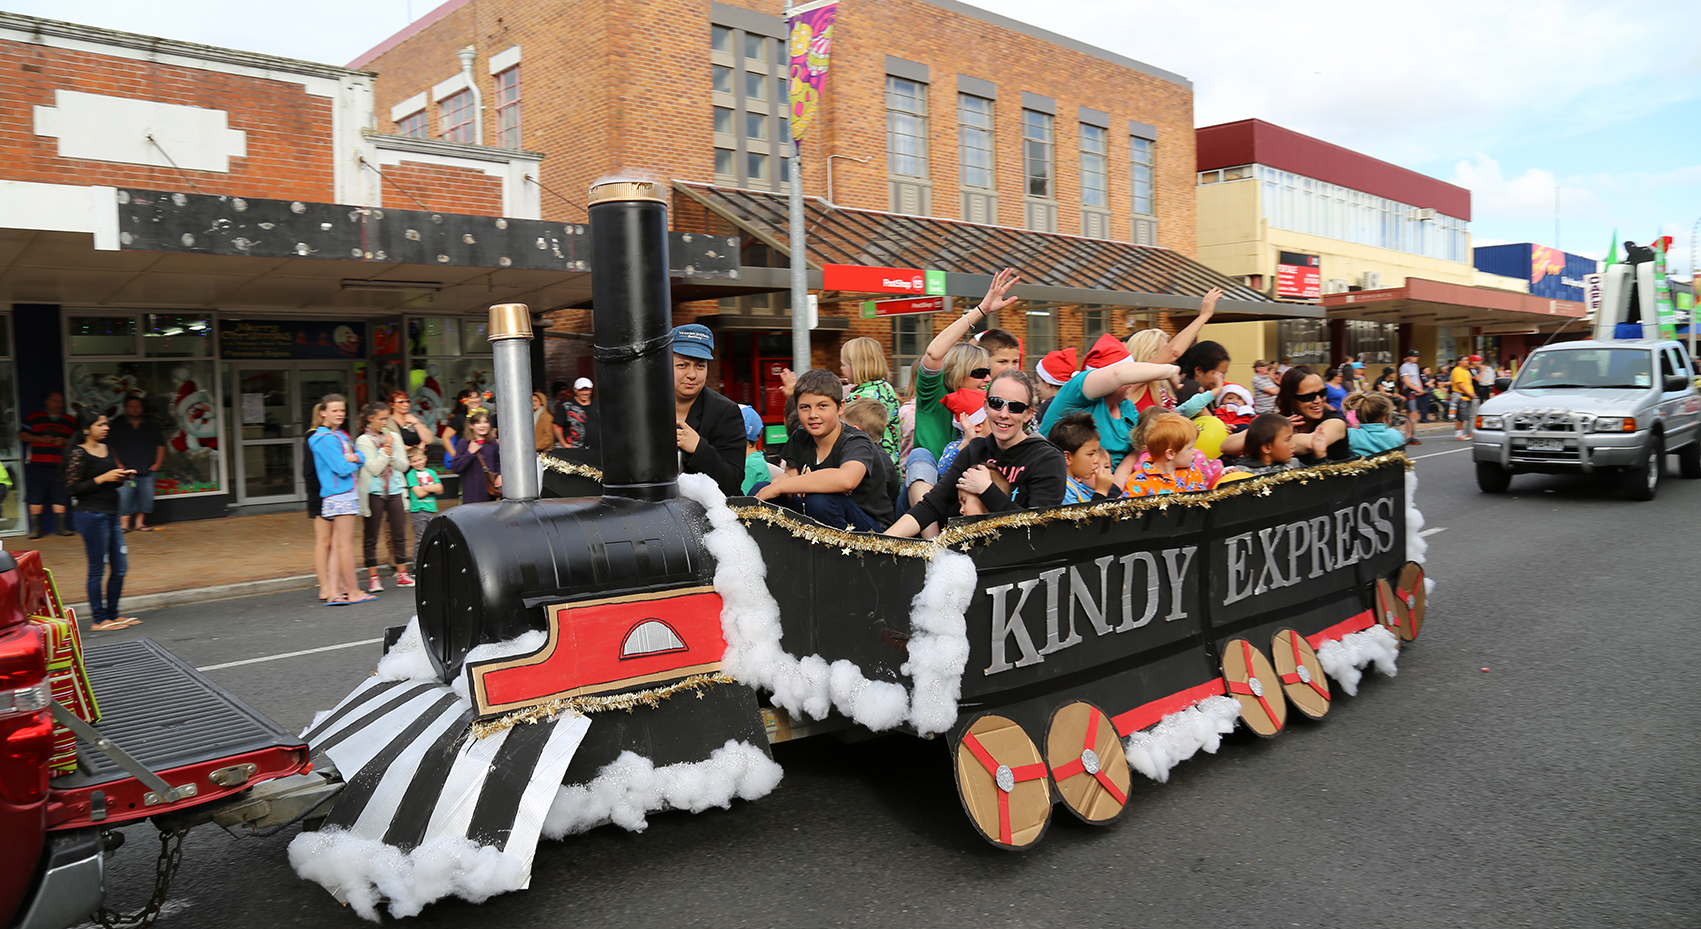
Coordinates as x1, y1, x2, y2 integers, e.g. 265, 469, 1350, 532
305, 676, 591, 874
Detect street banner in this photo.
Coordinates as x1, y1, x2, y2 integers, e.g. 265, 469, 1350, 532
824, 263, 945, 295
785, 0, 838, 143
1653, 239, 1677, 339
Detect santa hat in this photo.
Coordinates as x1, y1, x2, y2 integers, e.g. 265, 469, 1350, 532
940, 388, 988, 427
1036, 348, 1078, 386
1217, 383, 1255, 416
1082, 333, 1130, 371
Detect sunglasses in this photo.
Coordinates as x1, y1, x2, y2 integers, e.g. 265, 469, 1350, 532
968, 367, 992, 380
1291, 390, 1325, 402
984, 396, 1031, 415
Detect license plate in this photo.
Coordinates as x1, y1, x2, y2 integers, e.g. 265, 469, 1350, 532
1529, 439, 1563, 451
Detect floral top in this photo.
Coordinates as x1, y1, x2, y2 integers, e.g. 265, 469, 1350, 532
1122, 457, 1223, 498
847, 379, 902, 466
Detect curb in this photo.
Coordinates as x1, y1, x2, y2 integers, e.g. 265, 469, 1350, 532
66, 572, 321, 618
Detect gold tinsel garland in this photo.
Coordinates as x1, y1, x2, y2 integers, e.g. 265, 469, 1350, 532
470, 671, 736, 739
540, 457, 607, 482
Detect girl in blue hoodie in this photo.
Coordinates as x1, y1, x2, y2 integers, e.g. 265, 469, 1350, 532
307, 395, 372, 605
1346, 393, 1408, 457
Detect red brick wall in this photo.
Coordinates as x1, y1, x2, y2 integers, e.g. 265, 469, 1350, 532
377, 159, 503, 215
1, 38, 337, 200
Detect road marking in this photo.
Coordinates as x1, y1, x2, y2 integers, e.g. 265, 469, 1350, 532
198, 637, 385, 672
1419, 527, 1448, 537
1410, 446, 1474, 460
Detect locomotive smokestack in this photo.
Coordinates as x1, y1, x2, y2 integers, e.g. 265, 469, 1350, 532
488, 302, 539, 500
588, 179, 678, 501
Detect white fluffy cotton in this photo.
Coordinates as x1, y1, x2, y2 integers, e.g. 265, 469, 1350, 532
677, 473, 968, 734
1315, 624, 1400, 696
373, 615, 438, 683
450, 630, 549, 705
901, 549, 977, 736
1122, 695, 1241, 783
1404, 470, 1428, 565
287, 828, 526, 922
540, 739, 783, 838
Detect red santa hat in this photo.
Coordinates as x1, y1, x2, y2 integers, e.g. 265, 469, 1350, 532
939, 388, 988, 426
1082, 333, 1131, 371
1036, 348, 1079, 386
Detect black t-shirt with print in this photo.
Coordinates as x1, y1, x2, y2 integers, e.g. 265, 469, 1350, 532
779, 424, 893, 527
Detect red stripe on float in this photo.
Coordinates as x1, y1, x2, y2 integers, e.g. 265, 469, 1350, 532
1111, 678, 1228, 736
1305, 610, 1373, 649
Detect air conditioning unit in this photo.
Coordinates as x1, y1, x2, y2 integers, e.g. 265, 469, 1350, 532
1321, 278, 1350, 295
1361, 271, 1383, 290
1413, 208, 1437, 222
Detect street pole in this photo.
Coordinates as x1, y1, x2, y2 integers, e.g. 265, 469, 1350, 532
788, 144, 809, 374
1690, 215, 1699, 365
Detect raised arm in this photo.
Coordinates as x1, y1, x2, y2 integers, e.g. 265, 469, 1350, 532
1153, 288, 1223, 365
921, 268, 1021, 371
1080, 361, 1181, 402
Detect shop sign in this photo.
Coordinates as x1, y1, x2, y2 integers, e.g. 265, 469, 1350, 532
1582, 273, 1604, 319
218, 319, 366, 360
824, 264, 945, 296
1275, 251, 1321, 300
860, 295, 951, 318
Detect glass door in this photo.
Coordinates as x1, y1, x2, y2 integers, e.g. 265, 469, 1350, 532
233, 364, 353, 505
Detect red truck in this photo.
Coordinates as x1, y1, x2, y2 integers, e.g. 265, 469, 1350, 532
1, 549, 327, 929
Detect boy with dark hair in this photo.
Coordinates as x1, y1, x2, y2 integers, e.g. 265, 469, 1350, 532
1226, 412, 1298, 476
755, 369, 892, 530
1048, 412, 1119, 504
977, 328, 1023, 376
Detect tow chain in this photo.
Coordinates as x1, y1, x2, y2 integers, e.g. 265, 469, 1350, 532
93, 824, 189, 929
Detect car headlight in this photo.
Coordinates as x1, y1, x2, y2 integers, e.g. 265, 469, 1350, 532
1476, 415, 1503, 430
1594, 416, 1636, 432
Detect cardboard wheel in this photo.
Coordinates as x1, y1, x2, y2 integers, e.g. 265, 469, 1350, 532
1270, 629, 1330, 719
1044, 701, 1131, 825
1395, 562, 1427, 641
1374, 579, 1408, 645
953, 713, 1051, 850
1221, 638, 1287, 737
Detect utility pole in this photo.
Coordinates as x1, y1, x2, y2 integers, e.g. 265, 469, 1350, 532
1691, 215, 1699, 364
784, 1, 810, 376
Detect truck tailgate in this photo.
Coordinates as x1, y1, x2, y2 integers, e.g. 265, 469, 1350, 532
47, 638, 309, 829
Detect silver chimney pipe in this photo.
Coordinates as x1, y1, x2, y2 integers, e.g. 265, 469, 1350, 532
488, 302, 539, 500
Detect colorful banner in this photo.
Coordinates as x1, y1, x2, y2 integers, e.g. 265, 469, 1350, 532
786, 0, 838, 143
1653, 239, 1677, 339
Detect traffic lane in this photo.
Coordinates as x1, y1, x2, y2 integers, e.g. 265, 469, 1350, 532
88, 460, 1701, 929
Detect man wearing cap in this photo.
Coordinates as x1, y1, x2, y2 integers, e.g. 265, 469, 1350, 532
1033, 348, 1077, 422
1250, 360, 1279, 415
553, 377, 599, 449
672, 323, 748, 496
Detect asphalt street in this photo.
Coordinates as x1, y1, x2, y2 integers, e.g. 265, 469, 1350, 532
79, 446, 1700, 929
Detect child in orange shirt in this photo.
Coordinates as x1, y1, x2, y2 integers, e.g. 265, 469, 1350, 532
1123, 412, 1223, 497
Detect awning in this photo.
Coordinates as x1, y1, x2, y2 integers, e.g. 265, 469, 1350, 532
1322, 277, 1587, 332
673, 182, 1321, 321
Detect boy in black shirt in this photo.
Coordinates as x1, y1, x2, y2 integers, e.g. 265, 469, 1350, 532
755, 369, 892, 530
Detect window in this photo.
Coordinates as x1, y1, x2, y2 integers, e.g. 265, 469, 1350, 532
396, 109, 428, 139
887, 77, 928, 179
745, 111, 768, 141
1252, 164, 1468, 261
714, 107, 735, 136
1131, 136, 1155, 216
959, 94, 994, 190
494, 66, 522, 149
1081, 307, 1109, 354
747, 152, 770, 181
439, 89, 475, 143
1080, 124, 1108, 209
1023, 110, 1053, 198
713, 65, 734, 95
893, 315, 933, 389
712, 24, 732, 53
745, 70, 766, 102
1025, 308, 1058, 358
711, 18, 786, 190
715, 148, 735, 178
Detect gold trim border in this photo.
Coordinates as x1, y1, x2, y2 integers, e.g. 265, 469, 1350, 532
471, 671, 738, 739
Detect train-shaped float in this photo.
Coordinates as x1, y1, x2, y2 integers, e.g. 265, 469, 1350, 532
287, 181, 1433, 919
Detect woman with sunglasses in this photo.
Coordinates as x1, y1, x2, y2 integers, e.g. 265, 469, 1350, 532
1275, 365, 1351, 464
885, 371, 1066, 538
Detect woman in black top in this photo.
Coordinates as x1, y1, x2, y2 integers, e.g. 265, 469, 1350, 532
63, 409, 139, 631
886, 371, 1066, 537
1278, 365, 1351, 465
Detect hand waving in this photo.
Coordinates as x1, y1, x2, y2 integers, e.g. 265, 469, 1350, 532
981, 267, 1022, 315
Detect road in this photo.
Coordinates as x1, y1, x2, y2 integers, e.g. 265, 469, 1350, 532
82, 446, 1701, 928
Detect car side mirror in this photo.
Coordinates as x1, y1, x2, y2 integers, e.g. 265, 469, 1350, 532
1663, 374, 1692, 392
1494, 377, 1513, 393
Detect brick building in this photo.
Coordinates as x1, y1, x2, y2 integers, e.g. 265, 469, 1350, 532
352, 0, 1310, 420
0, 12, 739, 526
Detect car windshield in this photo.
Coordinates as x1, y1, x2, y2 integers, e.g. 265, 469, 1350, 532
1513, 349, 1653, 390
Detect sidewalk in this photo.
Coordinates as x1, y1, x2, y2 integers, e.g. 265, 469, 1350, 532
8, 503, 454, 616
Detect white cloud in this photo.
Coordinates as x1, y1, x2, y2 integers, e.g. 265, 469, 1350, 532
1449, 154, 1604, 223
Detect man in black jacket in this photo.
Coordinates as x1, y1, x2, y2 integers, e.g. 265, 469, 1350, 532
672, 324, 747, 497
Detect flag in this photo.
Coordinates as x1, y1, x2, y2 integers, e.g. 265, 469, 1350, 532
1605, 229, 1618, 266
785, 0, 838, 144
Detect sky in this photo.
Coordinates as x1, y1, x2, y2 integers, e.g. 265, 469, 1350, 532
10, 0, 1698, 277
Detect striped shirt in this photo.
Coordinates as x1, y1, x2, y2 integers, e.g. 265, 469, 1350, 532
23, 411, 74, 466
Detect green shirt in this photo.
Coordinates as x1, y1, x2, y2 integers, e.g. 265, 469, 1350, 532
405, 467, 440, 513
741, 451, 770, 496
846, 379, 902, 465
912, 369, 951, 459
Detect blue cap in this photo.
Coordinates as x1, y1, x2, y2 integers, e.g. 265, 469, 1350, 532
739, 404, 763, 443
672, 323, 715, 360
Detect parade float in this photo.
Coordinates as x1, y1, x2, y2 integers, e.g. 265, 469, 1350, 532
284, 180, 1434, 919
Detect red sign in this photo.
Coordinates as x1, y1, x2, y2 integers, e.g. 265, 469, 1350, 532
1275, 251, 1321, 300
824, 263, 928, 294
861, 295, 948, 318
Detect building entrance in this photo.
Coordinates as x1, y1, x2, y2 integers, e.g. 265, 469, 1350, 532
231, 363, 355, 505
